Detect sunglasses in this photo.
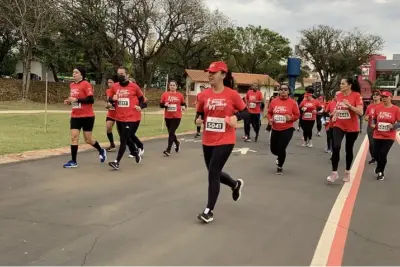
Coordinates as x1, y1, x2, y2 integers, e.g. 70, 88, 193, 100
373, 93, 380, 96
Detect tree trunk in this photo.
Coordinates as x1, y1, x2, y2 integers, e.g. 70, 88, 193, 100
22, 58, 27, 100
50, 63, 59, 82
24, 45, 33, 100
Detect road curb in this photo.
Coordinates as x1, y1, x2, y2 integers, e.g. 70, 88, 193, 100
0, 130, 198, 165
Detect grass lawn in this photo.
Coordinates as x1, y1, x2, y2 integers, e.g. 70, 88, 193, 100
0, 112, 199, 155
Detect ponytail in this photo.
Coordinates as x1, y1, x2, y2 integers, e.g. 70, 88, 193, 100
345, 77, 361, 93
223, 71, 235, 89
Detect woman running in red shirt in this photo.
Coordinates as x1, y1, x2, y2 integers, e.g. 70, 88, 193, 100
267, 84, 300, 175
371, 90, 400, 181
195, 61, 249, 223
327, 77, 364, 183
105, 76, 117, 151
299, 93, 321, 148
108, 67, 145, 170
160, 80, 186, 156
364, 90, 382, 164
63, 66, 107, 168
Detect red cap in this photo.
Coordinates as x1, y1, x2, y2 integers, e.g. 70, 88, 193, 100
304, 93, 312, 97
205, 61, 228, 73
372, 89, 381, 94
381, 91, 393, 97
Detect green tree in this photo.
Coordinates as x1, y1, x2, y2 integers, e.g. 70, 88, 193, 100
297, 25, 384, 96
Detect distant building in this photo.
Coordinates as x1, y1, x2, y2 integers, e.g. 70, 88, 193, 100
358, 54, 400, 98
15, 60, 55, 82
184, 69, 279, 105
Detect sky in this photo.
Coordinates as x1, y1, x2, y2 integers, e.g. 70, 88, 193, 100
204, 0, 399, 59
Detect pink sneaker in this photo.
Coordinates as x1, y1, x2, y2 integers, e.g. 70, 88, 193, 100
342, 171, 351, 182
327, 172, 339, 183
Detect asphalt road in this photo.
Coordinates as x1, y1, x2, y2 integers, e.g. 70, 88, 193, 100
0, 127, 398, 265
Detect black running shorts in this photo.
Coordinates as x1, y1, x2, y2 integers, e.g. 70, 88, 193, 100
106, 117, 116, 122
70, 117, 95, 131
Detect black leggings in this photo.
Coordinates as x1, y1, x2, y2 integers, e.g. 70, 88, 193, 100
165, 118, 181, 151
326, 128, 333, 150
244, 117, 251, 136
249, 113, 260, 136
302, 120, 315, 141
374, 139, 394, 175
270, 128, 294, 167
203, 144, 237, 210
367, 126, 375, 159
116, 121, 140, 162
331, 127, 359, 171
316, 114, 322, 132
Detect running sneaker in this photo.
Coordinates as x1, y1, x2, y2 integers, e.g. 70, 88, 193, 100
374, 167, 379, 177
276, 167, 283, 175
244, 137, 252, 142
254, 135, 259, 142
342, 171, 351, 182
63, 160, 78, 168
232, 179, 244, 201
241, 135, 247, 139
197, 210, 214, 223
194, 133, 201, 138
368, 159, 376, 165
138, 147, 144, 156
327, 172, 339, 183
276, 158, 279, 166
99, 148, 107, 163
175, 141, 181, 153
163, 150, 171, 157
302, 141, 307, 147
307, 142, 313, 148
134, 152, 141, 163
317, 132, 321, 137
108, 161, 120, 170
377, 172, 385, 181
325, 148, 332, 153
106, 145, 116, 152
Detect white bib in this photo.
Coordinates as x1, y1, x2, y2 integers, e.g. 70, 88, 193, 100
71, 102, 81, 109
377, 122, 391, 132
249, 102, 256, 109
118, 98, 130, 108
205, 117, 226, 132
337, 110, 351, 119
304, 112, 313, 119
167, 104, 177, 112
273, 114, 286, 123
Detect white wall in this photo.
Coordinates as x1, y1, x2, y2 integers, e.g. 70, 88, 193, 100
15, 60, 55, 82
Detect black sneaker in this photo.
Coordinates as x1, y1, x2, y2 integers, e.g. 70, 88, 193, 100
255, 135, 259, 142
374, 167, 379, 177
108, 161, 119, 170
377, 172, 385, 181
163, 150, 170, 157
232, 179, 244, 201
368, 159, 376, 165
134, 152, 141, 163
197, 210, 214, 223
195, 133, 201, 138
106, 145, 116, 152
276, 167, 283, 175
175, 141, 181, 153
244, 137, 252, 142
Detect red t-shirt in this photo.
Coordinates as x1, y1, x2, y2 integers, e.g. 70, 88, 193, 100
111, 82, 144, 122
299, 99, 321, 120
196, 87, 246, 146
372, 105, 400, 140
324, 100, 336, 129
160, 91, 185, 119
106, 88, 116, 119
365, 103, 382, 127
69, 80, 95, 118
333, 91, 363, 132
246, 90, 263, 114
267, 97, 300, 131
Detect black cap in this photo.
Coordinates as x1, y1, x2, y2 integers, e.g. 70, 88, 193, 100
75, 66, 86, 80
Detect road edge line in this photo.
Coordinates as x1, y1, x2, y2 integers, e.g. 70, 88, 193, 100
310, 135, 368, 266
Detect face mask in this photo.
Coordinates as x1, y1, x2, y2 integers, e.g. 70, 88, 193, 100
118, 75, 126, 83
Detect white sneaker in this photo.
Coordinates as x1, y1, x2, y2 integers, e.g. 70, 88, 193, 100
307, 142, 313, 148
327, 172, 339, 183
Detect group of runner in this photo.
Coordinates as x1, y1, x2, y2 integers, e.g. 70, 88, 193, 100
63, 61, 399, 223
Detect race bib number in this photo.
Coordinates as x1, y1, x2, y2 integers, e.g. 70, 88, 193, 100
337, 110, 351, 120
304, 112, 312, 119
377, 122, 391, 132
205, 117, 226, 132
71, 102, 81, 109
273, 114, 286, 123
249, 102, 256, 109
118, 98, 130, 107
167, 104, 177, 112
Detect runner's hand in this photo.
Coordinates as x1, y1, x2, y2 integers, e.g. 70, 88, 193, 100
135, 105, 141, 111
371, 124, 376, 129
225, 115, 238, 128
68, 97, 77, 102
112, 94, 118, 101
64, 99, 70, 105
364, 115, 369, 122
285, 115, 292, 121
196, 116, 203, 125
